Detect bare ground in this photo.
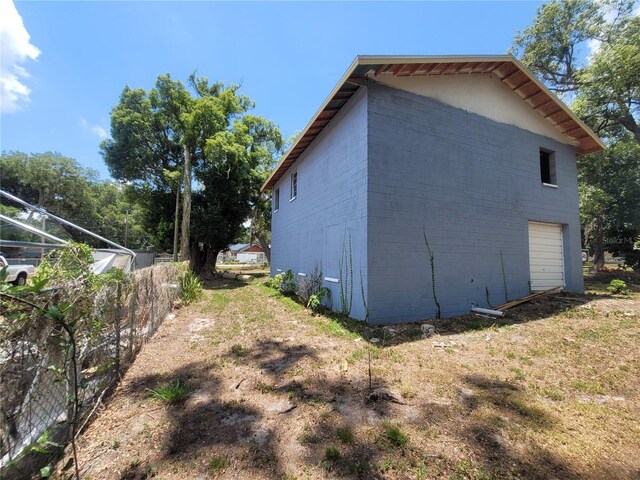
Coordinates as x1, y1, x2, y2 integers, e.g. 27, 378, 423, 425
66, 271, 640, 480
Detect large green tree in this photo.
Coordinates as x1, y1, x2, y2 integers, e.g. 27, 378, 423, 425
191, 114, 283, 273
0, 151, 97, 217
102, 74, 283, 272
513, 0, 640, 270
101, 76, 188, 258
0, 151, 147, 249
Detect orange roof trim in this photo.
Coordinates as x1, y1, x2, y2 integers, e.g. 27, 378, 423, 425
261, 55, 604, 191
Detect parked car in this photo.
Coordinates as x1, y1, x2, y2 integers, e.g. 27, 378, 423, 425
0, 255, 36, 286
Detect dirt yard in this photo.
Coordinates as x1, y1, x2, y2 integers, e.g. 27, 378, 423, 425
67, 271, 640, 479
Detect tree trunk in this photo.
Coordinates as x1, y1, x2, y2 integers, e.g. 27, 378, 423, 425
592, 213, 606, 271
203, 247, 219, 278
173, 186, 180, 262
180, 146, 192, 264
617, 104, 640, 144
257, 235, 270, 263
190, 240, 204, 274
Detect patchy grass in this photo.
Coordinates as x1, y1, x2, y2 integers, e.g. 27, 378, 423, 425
208, 455, 228, 472
71, 271, 640, 480
323, 446, 341, 462
382, 423, 408, 448
230, 344, 250, 357
335, 426, 353, 444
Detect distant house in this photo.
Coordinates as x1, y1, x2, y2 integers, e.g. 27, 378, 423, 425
261, 55, 604, 324
220, 243, 266, 263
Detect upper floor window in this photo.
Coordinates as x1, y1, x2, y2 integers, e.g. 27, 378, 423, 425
274, 188, 280, 212
540, 148, 557, 187
290, 171, 297, 201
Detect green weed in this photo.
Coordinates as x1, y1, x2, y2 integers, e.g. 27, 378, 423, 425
543, 388, 565, 401
208, 455, 227, 471
324, 446, 341, 461
607, 279, 630, 295
335, 426, 353, 444
382, 423, 408, 448
147, 378, 190, 405
180, 270, 203, 305
231, 344, 250, 356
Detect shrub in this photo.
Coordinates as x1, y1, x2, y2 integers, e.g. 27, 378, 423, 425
607, 279, 630, 295
180, 270, 203, 305
267, 269, 295, 294
296, 263, 323, 304
296, 262, 331, 311
307, 287, 331, 313
280, 269, 296, 293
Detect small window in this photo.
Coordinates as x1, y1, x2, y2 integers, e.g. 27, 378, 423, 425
540, 149, 557, 186
290, 172, 297, 201
274, 188, 280, 212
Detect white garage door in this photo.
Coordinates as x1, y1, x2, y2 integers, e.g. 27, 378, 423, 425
528, 222, 565, 291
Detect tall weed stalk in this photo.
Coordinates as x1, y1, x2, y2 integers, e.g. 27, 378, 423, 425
338, 231, 353, 315
423, 227, 441, 319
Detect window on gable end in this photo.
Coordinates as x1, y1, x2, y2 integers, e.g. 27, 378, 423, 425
290, 171, 297, 201
540, 148, 557, 187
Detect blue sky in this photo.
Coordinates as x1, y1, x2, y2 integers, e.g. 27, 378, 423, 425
1, 1, 543, 179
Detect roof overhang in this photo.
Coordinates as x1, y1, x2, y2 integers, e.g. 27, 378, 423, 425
261, 54, 605, 191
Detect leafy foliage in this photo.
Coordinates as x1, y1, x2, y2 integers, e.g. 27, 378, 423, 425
179, 269, 203, 305
267, 269, 296, 294
623, 251, 640, 271
266, 266, 330, 313
307, 287, 331, 313
31, 243, 94, 285
0, 151, 148, 249
295, 263, 324, 305
102, 73, 284, 270
513, 0, 640, 270
607, 279, 630, 294
578, 141, 640, 267
248, 131, 297, 263
190, 112, 283, 272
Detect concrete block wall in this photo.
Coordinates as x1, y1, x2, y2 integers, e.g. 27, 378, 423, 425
366, 80, 583, 324
270, 87, 369, 320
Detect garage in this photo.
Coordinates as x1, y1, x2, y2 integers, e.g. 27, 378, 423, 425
528, 222, 565, 291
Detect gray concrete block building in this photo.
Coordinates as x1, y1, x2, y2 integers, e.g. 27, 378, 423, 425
261, 55, 604, 324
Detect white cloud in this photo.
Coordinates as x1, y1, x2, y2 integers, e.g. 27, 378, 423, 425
587, 38, 602, 59
92, 125, 108, 140
0, 0, 40, 113
80, 118, 108, 140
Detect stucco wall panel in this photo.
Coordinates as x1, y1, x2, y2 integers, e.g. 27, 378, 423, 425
374, 73, 576, 146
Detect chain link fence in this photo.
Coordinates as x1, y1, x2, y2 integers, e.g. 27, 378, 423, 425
0, 263, 183, 479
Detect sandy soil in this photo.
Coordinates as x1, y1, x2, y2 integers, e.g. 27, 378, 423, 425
65, 272, 640, 480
